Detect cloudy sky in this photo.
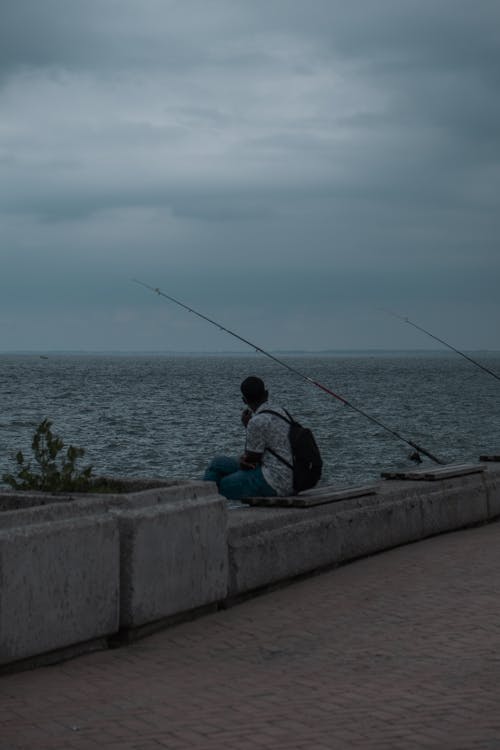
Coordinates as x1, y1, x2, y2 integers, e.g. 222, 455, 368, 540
1, 0, 499, 351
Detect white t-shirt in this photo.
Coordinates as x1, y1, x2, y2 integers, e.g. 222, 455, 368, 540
245, 402, 294, 496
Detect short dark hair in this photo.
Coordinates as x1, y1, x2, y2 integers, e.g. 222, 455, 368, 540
240, 376, 266, 402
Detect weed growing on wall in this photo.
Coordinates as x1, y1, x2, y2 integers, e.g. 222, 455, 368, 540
2, 419, 94, 492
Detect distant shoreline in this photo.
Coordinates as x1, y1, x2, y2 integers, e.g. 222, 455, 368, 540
1, 349, 499, 357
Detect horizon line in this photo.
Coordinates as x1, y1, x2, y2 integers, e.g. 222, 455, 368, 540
1, 348, 499, 355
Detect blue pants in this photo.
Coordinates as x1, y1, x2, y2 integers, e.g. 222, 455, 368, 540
203, 456, 277, 501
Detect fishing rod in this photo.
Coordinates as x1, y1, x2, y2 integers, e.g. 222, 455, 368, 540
382, 309, 500, 383
134, 279, 444, 464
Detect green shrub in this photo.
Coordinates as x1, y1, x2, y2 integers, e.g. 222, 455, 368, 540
2, 419, 94, 492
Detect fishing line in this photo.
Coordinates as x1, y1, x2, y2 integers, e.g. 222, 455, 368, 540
381, 308, 500, 382
134, 279, 444, 464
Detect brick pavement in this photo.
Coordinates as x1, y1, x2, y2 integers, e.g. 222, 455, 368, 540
2, 522, 500, 750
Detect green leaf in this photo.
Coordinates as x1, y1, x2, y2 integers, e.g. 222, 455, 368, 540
2, 419, 94, 492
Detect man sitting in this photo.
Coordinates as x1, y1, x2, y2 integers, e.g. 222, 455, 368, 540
203, 376, 294, 501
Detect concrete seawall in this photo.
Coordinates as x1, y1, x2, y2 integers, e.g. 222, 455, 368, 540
1, 462, 499, 671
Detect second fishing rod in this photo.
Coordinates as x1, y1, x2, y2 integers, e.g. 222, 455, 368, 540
381, 308, 500, 383
134, 279, 444, 465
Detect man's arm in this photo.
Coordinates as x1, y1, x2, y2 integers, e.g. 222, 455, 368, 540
243, 413, 266, 469
241, 408, 252, 427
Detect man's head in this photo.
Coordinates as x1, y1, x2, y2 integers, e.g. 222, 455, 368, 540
240, 376, 268, 410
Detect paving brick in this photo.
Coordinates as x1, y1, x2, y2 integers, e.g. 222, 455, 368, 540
2, 522, 500, 749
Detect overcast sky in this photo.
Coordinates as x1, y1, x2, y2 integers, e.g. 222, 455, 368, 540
1, 0, 499, 351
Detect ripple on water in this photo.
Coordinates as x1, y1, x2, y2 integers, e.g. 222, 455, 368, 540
0, 352, 499, 486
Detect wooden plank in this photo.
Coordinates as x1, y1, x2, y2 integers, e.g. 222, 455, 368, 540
381, 463, 484, 481
242, 485, 377, 508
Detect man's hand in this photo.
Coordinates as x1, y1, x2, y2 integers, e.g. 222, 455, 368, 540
239, 451, 262, 470
239, 459, 256, 470
241, 408, 252, 427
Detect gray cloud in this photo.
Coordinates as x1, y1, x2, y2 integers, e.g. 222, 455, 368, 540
0, 0, 499, 350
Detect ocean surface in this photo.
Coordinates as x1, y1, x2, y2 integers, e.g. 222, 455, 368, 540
0, 351, 499, 489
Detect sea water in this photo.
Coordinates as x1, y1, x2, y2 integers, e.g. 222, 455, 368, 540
0, 351, 499, 488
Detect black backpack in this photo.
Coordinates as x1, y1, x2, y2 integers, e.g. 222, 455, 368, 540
260, 409, 322, 494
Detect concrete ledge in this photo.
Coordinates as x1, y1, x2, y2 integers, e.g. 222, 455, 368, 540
227, 492, 382, 595
227, 463, 500, 596
0, 515, 119, 666
117, 494, 228, 628
0, 480, 218, 530
420, 483, 489, 535
0, 479, 223, 667
0, 478, 188, 513
336, 496, 424, 562
0, 636, 109, 676
2, 463, 500, 670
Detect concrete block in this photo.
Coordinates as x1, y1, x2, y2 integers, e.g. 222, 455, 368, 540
226, 491, 385, 595
228, 493, 424, 596
105, 480, 219, 512
483, 467, 500, 519
0, 516, 119, 666
0, 491, 68, 514
228, 514, 343, 595
0, 480, 218, 531
420, 485, 489, 536
117, 494, 228, 627
336, 497, 424, 562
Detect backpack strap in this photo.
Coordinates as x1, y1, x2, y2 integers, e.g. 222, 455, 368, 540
266, 446, 293, 471
257, 409, 294, 471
